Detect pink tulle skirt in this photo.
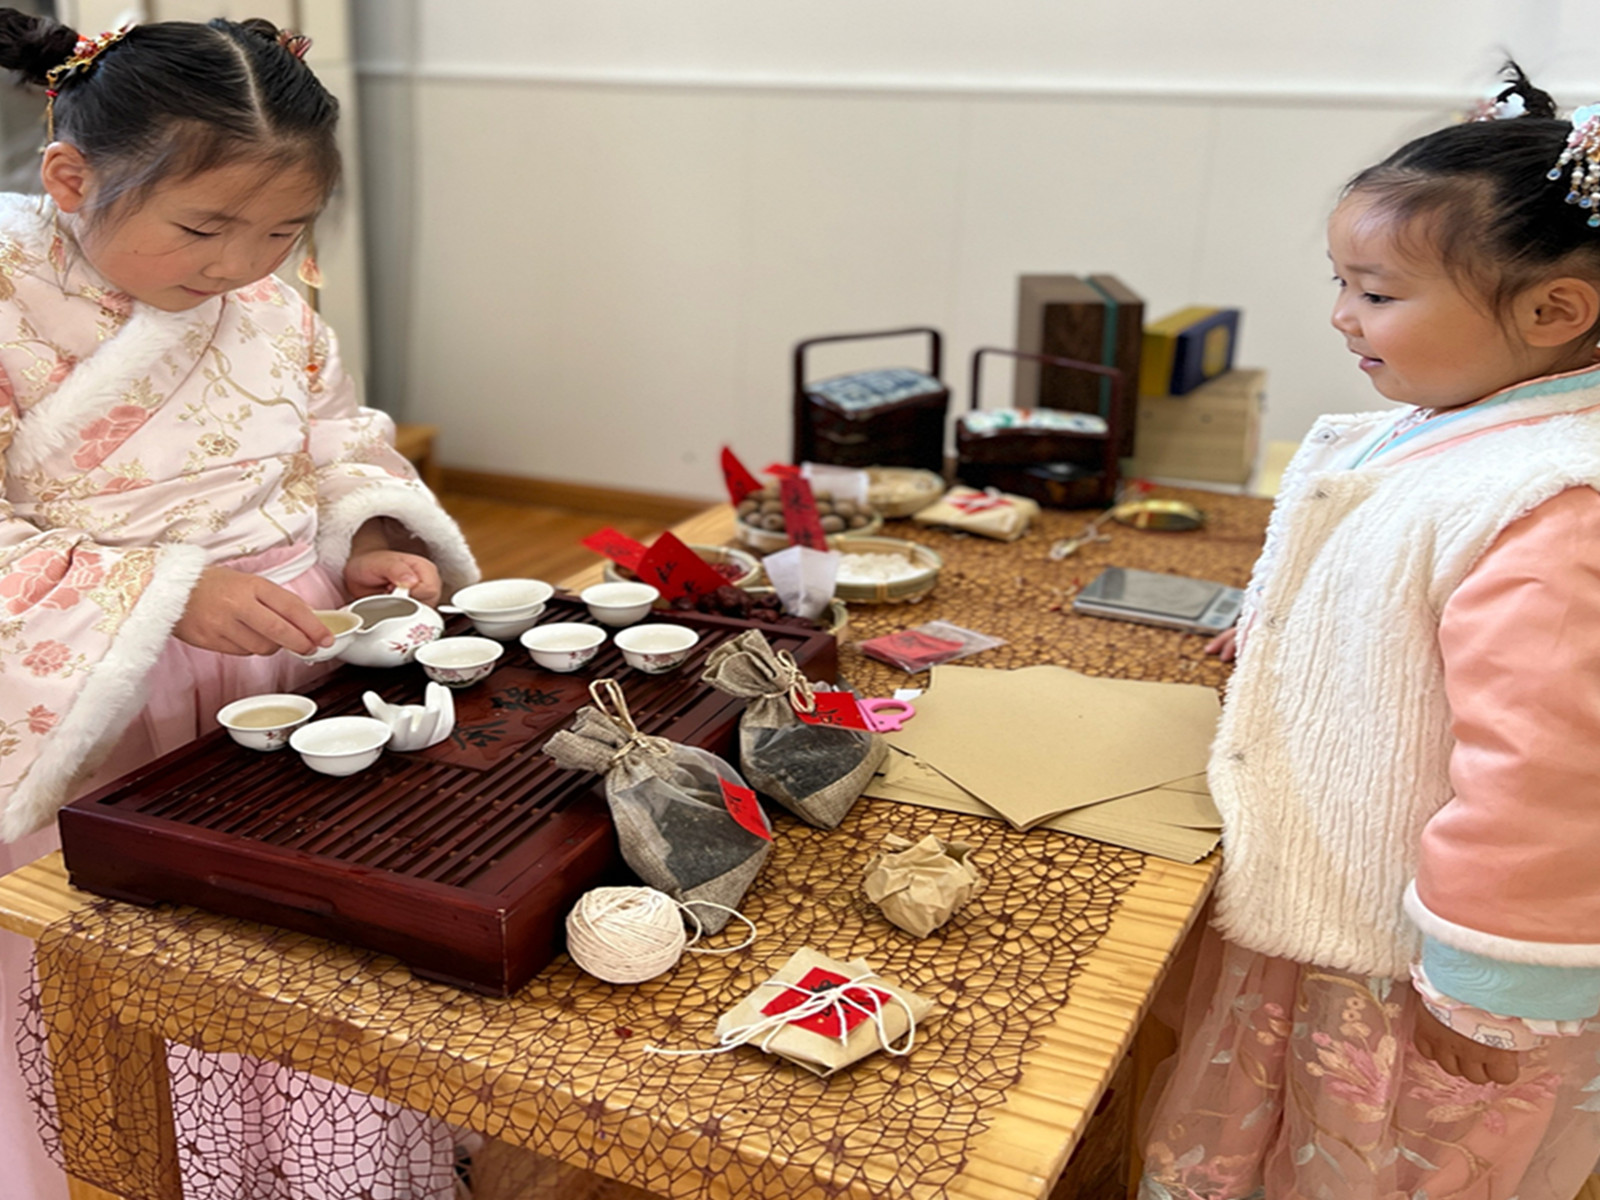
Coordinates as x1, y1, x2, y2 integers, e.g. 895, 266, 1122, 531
2, 549, 455, 1199
1140, 922, 1600, 1200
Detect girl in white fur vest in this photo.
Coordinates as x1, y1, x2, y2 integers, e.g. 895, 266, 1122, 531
1142, 65, 1600, 1200
0, 10, 478, 1200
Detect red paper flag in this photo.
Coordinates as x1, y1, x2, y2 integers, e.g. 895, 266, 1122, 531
778, 475, 829, 551
795, 691, 872, 730
763, 462, 801, 479
580, 526, 648, 574
720, 446, 763, 504
719, 778, 773, 841
635, 531, 729, 603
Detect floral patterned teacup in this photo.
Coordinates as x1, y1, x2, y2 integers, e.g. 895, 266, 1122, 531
413, 636, 504, 688
614, 624, 700, 674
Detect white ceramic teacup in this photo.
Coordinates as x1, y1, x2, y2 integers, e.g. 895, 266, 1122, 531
579, 582, 660, 627
520, 622, 607, 673
290, 716, 393, 776
290, 609, 362, 664
444, 578, 554, 617
414, 636, 504, 688
614, 624, 700, 674
469, 605, 547, 641
217, 693, 318, 751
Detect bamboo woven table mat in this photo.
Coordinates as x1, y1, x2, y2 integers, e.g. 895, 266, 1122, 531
4, 487, 1271, 1200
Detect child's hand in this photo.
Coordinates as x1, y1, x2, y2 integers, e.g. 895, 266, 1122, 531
1204, 627, 1238, 661
173, 567, 332, 657
1412, 1003, 1522, 1086
344, 550, 442, 606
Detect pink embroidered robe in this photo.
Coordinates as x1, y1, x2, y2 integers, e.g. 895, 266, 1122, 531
0, 193, 478, 840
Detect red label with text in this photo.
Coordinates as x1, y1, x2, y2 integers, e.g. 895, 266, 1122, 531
720, 446, 763, 504
760, 967, 891, 1037
635, 532, 729, 603
778, 475, 829, 551
719, 778, 773, 841
581, 527, 649, 574
796, 690, 872, 730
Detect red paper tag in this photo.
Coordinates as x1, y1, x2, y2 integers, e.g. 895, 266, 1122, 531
580, 527, 648, 574
859, 629, 966, 672
760, 967, 891, 1038
778, 475, 829, 551
719, 777, 773, 841
635, 531, 730, 603
949, 491, 1012, 514
720, 446, 763, 504
763, 462, 801, 479
796, 690, 872, 730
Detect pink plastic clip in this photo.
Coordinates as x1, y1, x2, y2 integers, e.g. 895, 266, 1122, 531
857, 697, 915, 732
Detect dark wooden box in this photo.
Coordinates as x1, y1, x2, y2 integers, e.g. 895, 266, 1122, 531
1014, 274, 1143, 456
58, 598, 837, 996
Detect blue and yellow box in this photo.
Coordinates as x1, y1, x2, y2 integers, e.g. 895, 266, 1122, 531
1140, 307, 1240, 397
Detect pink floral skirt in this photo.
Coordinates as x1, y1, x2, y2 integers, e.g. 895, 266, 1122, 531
1140, 924, 1600, 1200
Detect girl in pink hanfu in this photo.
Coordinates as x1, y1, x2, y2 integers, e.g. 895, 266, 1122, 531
1141, 66, 1600, 1200
0, 10, 479, 1200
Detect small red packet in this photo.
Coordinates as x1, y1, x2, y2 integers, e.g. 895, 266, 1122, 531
859, 629, 966, 672
719, 777, 773, 841
795, 690, 872, 730
635, 531, 729, 603
760, 967, 891, 1038
778, 474, 829, 551
581, 526, 649, 574
721, 446, 763, 504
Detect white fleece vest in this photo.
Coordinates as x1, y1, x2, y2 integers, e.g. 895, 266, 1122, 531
1211, 372, 1600, 977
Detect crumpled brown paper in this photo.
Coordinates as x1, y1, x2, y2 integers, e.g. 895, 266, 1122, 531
862, 833, 983, 937
712, 948, 936, 1076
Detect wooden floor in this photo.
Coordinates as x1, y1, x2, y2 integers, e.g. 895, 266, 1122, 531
438, 491, 670, 585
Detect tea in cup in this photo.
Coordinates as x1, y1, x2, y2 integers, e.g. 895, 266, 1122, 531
290, 609, 362, 664
217, 693, 318, 751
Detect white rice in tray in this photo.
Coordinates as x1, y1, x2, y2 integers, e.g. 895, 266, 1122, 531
836, 552, 925, 585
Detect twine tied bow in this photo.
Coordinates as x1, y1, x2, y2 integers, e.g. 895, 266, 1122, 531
589, 678, 673, 767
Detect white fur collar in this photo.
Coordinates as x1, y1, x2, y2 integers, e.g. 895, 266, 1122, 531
0, 193, 222, 477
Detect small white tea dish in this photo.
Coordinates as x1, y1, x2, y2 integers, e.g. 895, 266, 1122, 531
614, 624, 700, 674
414, 636, 504, 688
217, 693, 317, 751
580, 582, 660, 627
468, 609, 546, 641
289, 715, 393, 777
443, 578, 554, 617
521, 623, 607, 673
289, 608, 362, 664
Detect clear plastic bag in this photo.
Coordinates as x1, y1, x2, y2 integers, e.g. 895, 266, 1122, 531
858, 621, 1006, 673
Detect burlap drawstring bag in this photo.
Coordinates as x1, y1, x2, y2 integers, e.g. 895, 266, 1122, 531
701, 630, 886, 829
543, 679, 771, 933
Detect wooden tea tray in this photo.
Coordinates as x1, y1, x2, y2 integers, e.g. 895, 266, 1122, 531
58, 598, 837, 995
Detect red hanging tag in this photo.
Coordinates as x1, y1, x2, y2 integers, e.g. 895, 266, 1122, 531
635, 531, 729, 603
580, 527, 648, 574
778, 475, 829, 551
795, 690, 872, 730
719, 777, 773, 841
760, 967, 891, 1037
720, 446, 763, 505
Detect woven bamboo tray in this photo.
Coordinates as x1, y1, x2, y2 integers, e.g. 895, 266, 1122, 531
832, 535, 943, 603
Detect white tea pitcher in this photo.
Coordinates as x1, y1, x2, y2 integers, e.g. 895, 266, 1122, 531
338, 587, 444, 668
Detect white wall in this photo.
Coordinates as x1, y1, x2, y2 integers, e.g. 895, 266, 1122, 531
353, 0, 1600, 500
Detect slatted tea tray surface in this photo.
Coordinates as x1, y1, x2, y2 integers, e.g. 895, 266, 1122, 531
59, 596, 837, 994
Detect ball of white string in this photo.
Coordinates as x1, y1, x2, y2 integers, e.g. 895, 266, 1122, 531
567, 886, 755, 984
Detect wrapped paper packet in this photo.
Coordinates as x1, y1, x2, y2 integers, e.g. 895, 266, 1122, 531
713, 948, 936, 1076
912, 486, 1039, 541
863, 834, 983, 937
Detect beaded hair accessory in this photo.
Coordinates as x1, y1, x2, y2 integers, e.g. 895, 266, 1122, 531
1549, 103, 1600, 229
44, 25, 132, 141
276, 30, 312, 60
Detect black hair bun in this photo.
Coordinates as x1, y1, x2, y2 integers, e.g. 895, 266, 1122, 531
0, 7, 79, 87
1496, 60, 1559, 120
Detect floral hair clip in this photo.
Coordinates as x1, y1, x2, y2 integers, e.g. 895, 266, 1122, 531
277, 30, 312, 60
1549, 103, 1600, 228
44, 24, 132, 99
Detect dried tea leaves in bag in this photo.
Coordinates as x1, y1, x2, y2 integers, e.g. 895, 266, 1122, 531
863, 833, 983, 937
543, 680, 771, 933
701, 629, 886, 828
711, 948, 936, 1076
